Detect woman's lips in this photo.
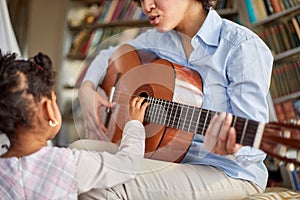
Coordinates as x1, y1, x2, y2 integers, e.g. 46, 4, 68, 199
149, 15, 159, 25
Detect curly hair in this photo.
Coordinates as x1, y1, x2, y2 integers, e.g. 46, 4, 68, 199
0, 50, 56, 137
133, 0, 217, 10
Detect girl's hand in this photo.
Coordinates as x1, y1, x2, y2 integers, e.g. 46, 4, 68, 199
129, 97, 149, 123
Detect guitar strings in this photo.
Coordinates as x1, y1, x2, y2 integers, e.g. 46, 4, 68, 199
104, 91, 300, 148
104, 90, 259, 144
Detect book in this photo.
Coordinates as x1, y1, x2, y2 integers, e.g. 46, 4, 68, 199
291, 170, 300, 190
277, 22, 291, 51
283, 22, 297, 49
290, 16, 300, 44
264, 0, 275, 15
252, 0, 268, 21
98, 0, 113, 23
245, 0, 257, 23
293, 98, 300, 119
279, 162, 296, 190
288, 19, 300, 47
282, 0, 292, 9
269, 25, 283, 54
103, 0, 119, 22
270, 0, 282, 13
119, 0, 133, 20
274, 102, 286, 122
69, 30, 89, 56
282, 100, 297, 121
88, 29, 103, 54
123, 1, 137, 21
110, 0, 126, 22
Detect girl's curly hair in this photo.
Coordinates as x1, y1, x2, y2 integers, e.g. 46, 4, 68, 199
133, 0, 217, 10
0, 50, 56, 136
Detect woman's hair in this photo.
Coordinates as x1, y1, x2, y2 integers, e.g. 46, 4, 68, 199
0, 50, 56, 136
133, 0, 217, 10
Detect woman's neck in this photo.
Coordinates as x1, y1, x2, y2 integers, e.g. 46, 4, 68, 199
176, 2, 208, 38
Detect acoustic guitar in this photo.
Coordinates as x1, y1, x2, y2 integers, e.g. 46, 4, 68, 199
100, 44, 300, 165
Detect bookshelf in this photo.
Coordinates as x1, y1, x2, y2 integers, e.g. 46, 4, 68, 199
237, 0, 300, 189
238, 1, 300, 124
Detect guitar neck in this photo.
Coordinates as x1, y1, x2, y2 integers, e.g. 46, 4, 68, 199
144, 96, 265, 148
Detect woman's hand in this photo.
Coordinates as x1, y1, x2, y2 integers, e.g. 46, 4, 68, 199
78, 81, 113, 140
129, 97, 149, 123
204, 112, 242, 155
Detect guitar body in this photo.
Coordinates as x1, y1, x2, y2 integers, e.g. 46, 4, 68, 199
101, 44, 203, 162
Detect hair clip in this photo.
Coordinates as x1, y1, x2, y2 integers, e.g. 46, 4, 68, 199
37, 64, 44, 71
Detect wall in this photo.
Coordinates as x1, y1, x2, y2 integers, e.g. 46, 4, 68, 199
26, 0, 69, 107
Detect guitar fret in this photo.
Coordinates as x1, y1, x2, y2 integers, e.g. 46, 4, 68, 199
169, 102, 177, 128
235, 118, 245, 142
164, 100, 170, 126
201, 110, 209, 135
240, 119, 248, 144
173, 102, 180, 129
149, 97, 155, 123
156, 98, 163, 125
188, 106, 195, 132
243, 120, 259, 146
233, 116, 237, 127
161, 99, 168, 125
166, 101, 173, 127
185, 105, 194, 132
144, 97, 152, 122
177, 103, 184, 130
193, 108, 201, 133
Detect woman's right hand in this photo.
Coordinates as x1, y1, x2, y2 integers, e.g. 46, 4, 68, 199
78, 81, 113, 140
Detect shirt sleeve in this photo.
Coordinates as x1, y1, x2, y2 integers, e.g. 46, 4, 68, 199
72, 120, 145, 194
226, 36, 273, 166
82, 46, 116, 89
227, 37, 273, 123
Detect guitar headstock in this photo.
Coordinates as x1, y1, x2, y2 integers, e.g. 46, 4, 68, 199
261, 119, 300, 166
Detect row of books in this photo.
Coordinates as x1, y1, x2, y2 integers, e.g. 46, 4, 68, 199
274, 97, 300, 122
68, 27, 148, 58
245, 0, 300, 23
256, 14, 300, 55
67, 0, 146, 27
270, 57, 300, 99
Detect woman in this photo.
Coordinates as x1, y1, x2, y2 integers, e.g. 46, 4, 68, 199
78, 0, 273, 199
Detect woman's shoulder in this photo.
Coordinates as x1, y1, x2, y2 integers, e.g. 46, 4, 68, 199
221, 19, 261, 46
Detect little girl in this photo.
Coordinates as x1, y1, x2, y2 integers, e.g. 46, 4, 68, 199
0, 50, 148, 199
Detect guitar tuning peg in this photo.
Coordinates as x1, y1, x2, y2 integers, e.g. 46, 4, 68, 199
288, 118, 300, 125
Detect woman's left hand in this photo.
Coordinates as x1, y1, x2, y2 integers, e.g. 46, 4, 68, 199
204, 112, 242, 155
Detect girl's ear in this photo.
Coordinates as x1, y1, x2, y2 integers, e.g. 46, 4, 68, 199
43, 91, 57, 123
44, 98, 56, 122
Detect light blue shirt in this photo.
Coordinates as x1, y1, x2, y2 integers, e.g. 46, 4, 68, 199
83, 9, 273, 189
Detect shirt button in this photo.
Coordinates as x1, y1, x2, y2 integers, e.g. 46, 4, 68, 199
194, 38, 199, 42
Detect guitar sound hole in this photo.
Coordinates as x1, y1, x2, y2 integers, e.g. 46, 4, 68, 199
134, 84, 154, 103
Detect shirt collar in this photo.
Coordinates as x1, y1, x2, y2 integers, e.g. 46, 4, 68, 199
196, 8, 222, 47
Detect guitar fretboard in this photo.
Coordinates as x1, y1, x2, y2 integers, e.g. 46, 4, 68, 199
144, 97, 264, 147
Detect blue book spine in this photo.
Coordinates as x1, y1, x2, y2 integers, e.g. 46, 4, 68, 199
245, 0, 257, 23
292, 170, 300, 190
